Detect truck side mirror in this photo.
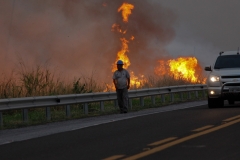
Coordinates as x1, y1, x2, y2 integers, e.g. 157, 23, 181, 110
204, 66, 212, 71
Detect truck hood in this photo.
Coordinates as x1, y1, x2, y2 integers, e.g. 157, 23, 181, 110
212, 68, 240, 76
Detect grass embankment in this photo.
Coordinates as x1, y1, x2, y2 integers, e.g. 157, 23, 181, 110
0, 65, 206, 129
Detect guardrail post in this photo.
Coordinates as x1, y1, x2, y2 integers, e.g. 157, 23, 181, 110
46, 107, 51, 121
188, 91, 191, 99
66, 105, 71, 118
22, 109, 28, 123
100, 101, 104, 112
180, 92, 183, 101
114, 100, 118, 108
140, 97, 144, 107
84, 103, 88, 114
195, 91, 198, 98
0, 112, 3, 127
161, 94, 165, 103
170, 93, 174, 102
151, 96, 155, 105
202, 90, 206, 98
128, 99, 132, 110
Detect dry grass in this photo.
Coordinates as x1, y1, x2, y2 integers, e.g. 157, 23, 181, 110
0, 64, 104, 99
0, 64, 206, 98
138, 74, 205, 89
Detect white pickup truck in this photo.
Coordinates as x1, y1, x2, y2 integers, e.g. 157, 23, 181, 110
205, 51, 240, 108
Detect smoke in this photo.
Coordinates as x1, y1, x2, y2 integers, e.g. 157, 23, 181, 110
0, 0, 177, 83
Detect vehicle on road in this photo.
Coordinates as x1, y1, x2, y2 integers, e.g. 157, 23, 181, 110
205, 51, 240, 108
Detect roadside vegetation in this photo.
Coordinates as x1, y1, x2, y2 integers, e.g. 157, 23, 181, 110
0, 65, 103, 99
0, 65, 207, 129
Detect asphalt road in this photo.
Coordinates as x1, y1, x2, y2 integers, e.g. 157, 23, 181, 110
1, 100, 240, 160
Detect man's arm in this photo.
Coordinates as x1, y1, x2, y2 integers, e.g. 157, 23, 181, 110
127, 78, 130, 89
113, 79, 117, 90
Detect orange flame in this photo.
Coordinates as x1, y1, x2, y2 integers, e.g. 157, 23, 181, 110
109, 2, 147, 90
106, 2, 205, 92
155, 57, 205, 83
154, 60, 168, 76
169, 57, 198, 82
112, 3, 134, 72
118, 3, 134, 22
112, 38, 131, 72
130, 71, 146, 88
111, 23, 127, 34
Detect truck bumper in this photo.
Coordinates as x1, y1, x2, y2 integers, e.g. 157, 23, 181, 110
208, 82, 240, 100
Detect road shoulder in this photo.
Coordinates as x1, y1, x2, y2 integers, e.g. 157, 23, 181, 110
0, 100, 207, 145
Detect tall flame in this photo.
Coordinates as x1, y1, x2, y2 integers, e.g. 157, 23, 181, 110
112, 3, 134, 72
109, 2, 147, 90
112, 38, 131, 72
118, 3, 134, 22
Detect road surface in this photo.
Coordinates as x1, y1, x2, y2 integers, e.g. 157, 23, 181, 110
1, 100, 240, 160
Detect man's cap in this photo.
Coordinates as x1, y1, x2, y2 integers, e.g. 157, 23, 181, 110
116, 60, 124, 65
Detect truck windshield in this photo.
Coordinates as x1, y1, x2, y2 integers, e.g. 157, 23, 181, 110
214, 55, 240, 69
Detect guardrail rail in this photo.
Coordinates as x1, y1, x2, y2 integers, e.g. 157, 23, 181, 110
0, 84, 207, 127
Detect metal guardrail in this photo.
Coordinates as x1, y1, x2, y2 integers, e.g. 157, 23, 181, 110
0, 84, 207, 126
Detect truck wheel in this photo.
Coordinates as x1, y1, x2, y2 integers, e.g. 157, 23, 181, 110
208, 97, 224, 108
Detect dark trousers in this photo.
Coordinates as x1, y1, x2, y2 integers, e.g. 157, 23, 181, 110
116, 88, 128, 112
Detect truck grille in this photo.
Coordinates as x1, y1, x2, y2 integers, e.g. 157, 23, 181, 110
221, 75, 240, 78
222, 92, 240, 99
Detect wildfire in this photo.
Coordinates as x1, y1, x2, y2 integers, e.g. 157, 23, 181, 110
106, 2, 205, 92
155, 57, 205, 83
111, 2, 134, 72
118, 3, 134, 22
110, 2, 146, 89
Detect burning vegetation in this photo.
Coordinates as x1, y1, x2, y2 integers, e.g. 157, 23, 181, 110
0, 1, 207, 98
109, 2, 206, 91
154, 57, 205, 83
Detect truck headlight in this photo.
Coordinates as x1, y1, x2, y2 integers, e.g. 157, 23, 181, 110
210, 75, 220, 82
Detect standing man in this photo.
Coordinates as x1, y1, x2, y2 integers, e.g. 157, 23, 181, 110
113, 60, 130, 113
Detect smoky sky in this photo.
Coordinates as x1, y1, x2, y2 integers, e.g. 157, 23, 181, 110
157, 0, 240, 66
0, 0, 177, 82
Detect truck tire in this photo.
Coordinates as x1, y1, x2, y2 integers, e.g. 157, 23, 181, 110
208, 97, 224, 108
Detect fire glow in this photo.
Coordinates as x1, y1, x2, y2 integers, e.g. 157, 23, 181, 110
111, 2, 142, 88
109, 2, 205, 91
111, 2, 134, 72
118, 3, 134, 23
155, 57, 205, 83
